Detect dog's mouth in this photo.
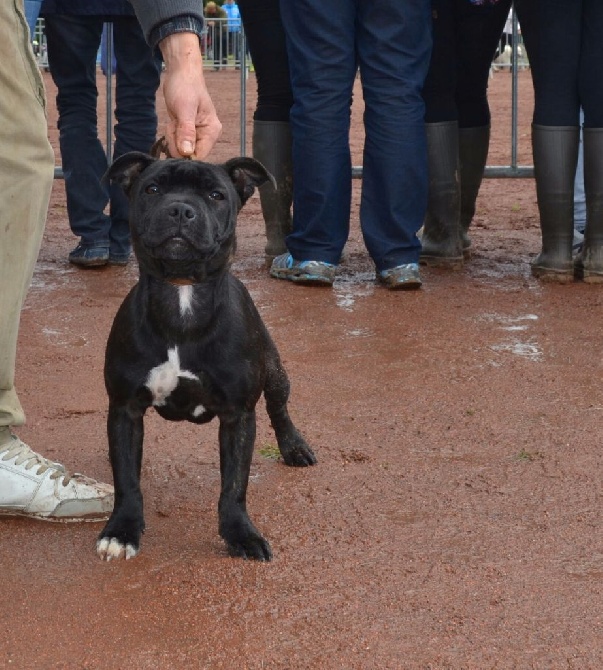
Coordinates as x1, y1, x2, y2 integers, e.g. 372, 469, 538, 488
139, 234, 234, 285
149, 234, 223, 258
152, 235, 192, 255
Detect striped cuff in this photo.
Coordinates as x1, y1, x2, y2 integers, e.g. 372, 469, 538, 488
149, 16, 204, 51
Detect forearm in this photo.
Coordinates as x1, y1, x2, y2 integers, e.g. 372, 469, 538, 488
158, 31, 204, 71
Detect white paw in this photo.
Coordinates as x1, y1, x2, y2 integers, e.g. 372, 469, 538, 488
97, 537, 139, 561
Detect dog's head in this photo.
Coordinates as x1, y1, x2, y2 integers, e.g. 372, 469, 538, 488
106, 152, 274, 283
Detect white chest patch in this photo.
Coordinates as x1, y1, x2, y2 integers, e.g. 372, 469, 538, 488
178, 285, 194, 316
146, 346, 198, 406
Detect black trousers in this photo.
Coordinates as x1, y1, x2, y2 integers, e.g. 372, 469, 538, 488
238, 0, 292, 122
515, 0, 603, 128
423, 0, 511, 127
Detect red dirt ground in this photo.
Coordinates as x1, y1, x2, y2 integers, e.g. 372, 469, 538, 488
2, 68, 603, 669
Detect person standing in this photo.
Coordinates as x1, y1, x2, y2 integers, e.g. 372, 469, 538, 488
223, 0, 242, 67
41, 0, 162, 267
205, 1, 228, 70
271, 0, 433, 290
419, 0, 512, 268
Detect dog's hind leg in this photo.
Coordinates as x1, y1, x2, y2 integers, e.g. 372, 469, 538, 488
264, 350, 317, 468
97, 403, 145, 561
218, 410, 273, 561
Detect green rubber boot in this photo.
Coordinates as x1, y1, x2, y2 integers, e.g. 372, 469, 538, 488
530, 125, 580, 283
420, 121, 463, 269
252, 120, 293, 265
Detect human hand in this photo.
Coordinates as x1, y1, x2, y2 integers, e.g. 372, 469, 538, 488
158, 33, 222, 159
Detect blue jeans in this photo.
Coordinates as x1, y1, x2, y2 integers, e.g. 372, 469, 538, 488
44, 15, 161, 253
279, 0, 432, 271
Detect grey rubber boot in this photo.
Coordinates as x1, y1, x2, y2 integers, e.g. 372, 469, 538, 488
576, 128, 603, 283
459, 125, 490, 255
531, 125, 580, 283
419, 121, 463, 269
252, 120, 293, 265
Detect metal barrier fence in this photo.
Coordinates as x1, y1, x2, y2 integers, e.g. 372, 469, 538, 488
483, 9, 533, 179
36, 11, 531, 181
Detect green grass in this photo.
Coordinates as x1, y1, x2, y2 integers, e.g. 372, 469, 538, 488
517, 448, 543, 462
258, 443, 281, 460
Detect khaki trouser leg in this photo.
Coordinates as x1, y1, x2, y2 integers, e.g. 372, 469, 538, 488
0, 0, 55, 428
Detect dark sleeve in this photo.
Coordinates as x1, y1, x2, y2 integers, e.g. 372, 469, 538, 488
129, 0, 205, 48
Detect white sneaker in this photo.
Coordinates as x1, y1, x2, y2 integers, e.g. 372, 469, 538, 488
0, 435, 114, 522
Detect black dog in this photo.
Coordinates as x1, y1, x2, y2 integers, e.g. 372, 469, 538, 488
96, 152, 316, 562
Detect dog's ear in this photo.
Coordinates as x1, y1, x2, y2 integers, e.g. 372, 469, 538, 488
223, 157, 276, 206
103, 152, 157, 195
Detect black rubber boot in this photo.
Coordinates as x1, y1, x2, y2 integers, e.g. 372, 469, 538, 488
531, 125, 580, 283
419, 121, 463, 269
576, 128, 603, 283
252, 120, 293, 265
459, 125, 490, 255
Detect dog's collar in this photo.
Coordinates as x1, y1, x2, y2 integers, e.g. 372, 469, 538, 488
166, 278, 197, 286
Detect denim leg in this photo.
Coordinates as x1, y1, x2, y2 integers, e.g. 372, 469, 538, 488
111, 18, 161, 256
357, 0, 432, 270
44, 16, 110, 247
279, 0, 357, 264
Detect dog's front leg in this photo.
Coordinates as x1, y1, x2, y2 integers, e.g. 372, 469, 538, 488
218, 410, 272, 561
264, 351, 317, 467
97, 403, 145, 561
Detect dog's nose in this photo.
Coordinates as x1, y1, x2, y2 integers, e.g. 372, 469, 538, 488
168, 203, 196, 224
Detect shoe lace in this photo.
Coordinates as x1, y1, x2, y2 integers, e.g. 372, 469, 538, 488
0, 439, 73, 485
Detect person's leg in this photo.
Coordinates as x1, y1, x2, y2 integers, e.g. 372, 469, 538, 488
357, 0, 432, 275
456, 0, 511, 129
45, 15, 111, 265
0, 1, 112, 519
111, 17, 161, 264
239, 0, 292, 121
530, 124, 580, 281
420, 0, 462, 267
278, 0, 356, 266
220, 26, 229, 66
516, 0, 581, 281
208, 24, 220, 69
239, 0, 293, 262
456, 0, 511, 251
0, 0, 54, 432
518, 1, 581, 128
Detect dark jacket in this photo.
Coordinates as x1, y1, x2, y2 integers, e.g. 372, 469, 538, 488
42, 0, 206, 48
40, 0, 135, 16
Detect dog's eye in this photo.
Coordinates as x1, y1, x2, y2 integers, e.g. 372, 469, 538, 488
209, 190, 225, 201
145, 184, 160, 195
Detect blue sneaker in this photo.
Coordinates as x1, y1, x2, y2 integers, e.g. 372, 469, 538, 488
68, 243, 109, 267
270, 253, 336, 286
378, 263, 422, 290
